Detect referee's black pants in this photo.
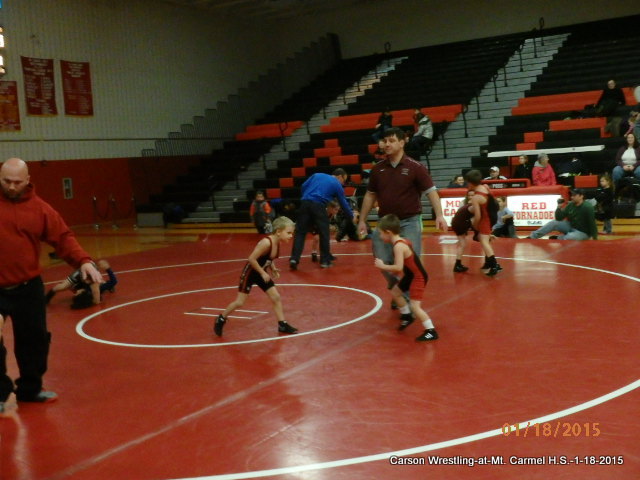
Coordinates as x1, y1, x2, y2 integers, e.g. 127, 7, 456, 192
0, 277, 50, 402
291, 200, 331, 265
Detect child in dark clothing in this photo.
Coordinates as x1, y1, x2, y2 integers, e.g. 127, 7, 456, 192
451, 191, 477, 273
250, 191, 274, 234
46, 259, 118, 309
595, 174, 615, 234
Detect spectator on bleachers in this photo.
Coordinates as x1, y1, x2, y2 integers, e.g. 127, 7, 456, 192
447, 174, 467, 188
555, 155, 588, 186
591, 79, 626, 117
406, 108, 433, 158
484, 166, 507, 181
623, 109, 638, 137
532, 153, 557, 186
527, 188, 597, 240
249, 190, 274, 234
612, 133, 640, 186
513, 154, 532, 181
371, 108, 393, 143
595, 174, 615, 235
373, 139, 386, 162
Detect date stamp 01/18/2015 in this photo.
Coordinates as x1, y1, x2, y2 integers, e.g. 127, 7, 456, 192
501, 421, 601, 438
388, 421, 624, 467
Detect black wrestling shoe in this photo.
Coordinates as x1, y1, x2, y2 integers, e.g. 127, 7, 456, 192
17, 390, 58, 403
214, 314, 226, 336
416, 329, 439, 342
453, 263, 469, 273
289, 260, 298, 271
398, 313, 414, 331
485, 264, 501, 276
549, 235, 559, 239
311, 253, 318, 263
278, 321, 298, 334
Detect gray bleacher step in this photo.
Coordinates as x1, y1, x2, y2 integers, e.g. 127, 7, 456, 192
183, 212, 221, 222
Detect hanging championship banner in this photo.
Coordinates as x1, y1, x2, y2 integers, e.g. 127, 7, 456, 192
0, 80, 21, 131
61, 60, 93, 116
21, 56, 58, 116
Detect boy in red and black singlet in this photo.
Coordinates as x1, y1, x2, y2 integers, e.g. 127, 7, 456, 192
214, 216, 298, 336
464, 169, 502, 276
374, 214, 438, 342
451, 191, 477, 273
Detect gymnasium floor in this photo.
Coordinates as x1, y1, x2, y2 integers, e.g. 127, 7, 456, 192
1, 223, 639, 479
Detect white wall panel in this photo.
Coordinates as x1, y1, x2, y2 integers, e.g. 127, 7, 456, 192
0, 0, 294, 160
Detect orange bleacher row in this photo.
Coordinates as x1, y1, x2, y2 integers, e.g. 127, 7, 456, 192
245, 105, 465, 201
235, 104, 464, 141
511, 87, 636, 116
319, 104, 463, 133
513, 117, 611, 153
235, 121, 305, 141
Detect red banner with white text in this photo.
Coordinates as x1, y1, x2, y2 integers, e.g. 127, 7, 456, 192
21, 56, 58, 116
0, 80, 21, 131
61, 60, 94, 116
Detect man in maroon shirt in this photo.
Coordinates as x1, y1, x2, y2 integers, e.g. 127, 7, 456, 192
358, 128, 447, 301
0, 158, 102, 415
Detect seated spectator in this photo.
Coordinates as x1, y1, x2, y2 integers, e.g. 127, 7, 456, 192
491, 196, 516, 238
250, 190, 274, 234
512, 154, 532, 180
623, 109, 638, 137
406, 108, 433, 158
372, 138, 386, 162
555, 155, 588, 186
447, 174, 467, 188
532, 153, 557, 186
592, 79, 626, 117
527, 189, 597, 240
612, 133, 640, 186
484, 166, 507, 181
595, 174, 615, 235
371, 108, 393, 143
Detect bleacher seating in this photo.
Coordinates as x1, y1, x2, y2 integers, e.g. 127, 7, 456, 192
472, 17, 640, 178
148, 14, 640, 223
235, 121, 304, 141
319, 105, 462, 133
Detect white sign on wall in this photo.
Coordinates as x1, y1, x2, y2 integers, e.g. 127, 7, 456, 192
440, 194, 563, 228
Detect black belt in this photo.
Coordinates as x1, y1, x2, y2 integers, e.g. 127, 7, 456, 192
0, 278, 35, 291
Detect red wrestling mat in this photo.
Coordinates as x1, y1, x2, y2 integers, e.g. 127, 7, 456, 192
1, 234, 638, 479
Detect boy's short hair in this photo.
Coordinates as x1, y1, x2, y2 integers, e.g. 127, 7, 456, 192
377, 214, 401, 234
464, 169, 483, 185
71, 289, 95, 309
272, 216, 294, 231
